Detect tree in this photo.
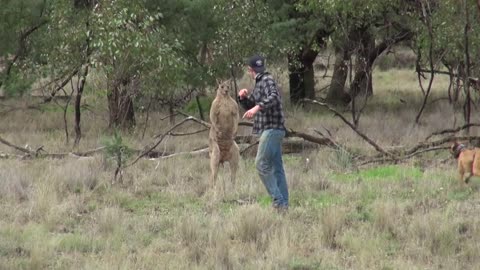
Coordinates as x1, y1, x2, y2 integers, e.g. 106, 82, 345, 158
0, 0, 48, 92
312, 0, 416, 105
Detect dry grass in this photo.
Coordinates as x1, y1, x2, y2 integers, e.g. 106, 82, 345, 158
1, 68, 480, 269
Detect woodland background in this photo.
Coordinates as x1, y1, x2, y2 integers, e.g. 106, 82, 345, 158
1, 0, 480, 269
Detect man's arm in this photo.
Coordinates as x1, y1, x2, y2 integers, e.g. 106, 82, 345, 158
257, 78, 280, 110
238, 95, 256, 110
238, 88, 256, 110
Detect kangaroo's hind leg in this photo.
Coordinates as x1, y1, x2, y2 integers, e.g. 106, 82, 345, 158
209, 141, 221, 190
229, 142, 240, 187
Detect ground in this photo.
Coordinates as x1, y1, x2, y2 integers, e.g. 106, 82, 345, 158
1, 68, 480, 269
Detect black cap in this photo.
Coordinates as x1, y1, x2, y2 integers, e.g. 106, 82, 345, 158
248, 54, 266, 73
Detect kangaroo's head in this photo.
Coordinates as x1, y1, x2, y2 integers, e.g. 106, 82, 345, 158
216, 79, 231, 97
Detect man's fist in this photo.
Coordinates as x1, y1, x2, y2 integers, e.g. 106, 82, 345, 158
238, 88, 248, 99
243, 105, 261, 119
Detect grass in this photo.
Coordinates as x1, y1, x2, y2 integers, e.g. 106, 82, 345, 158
1, 67, 480, 269
332, 165, 424, 182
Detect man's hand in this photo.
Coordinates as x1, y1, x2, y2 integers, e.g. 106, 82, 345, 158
243, 105, 261, 119
238, 88, 248, 99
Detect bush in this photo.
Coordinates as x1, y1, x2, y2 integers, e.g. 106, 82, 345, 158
1, 69, 35, 97
101, 131, 132, 175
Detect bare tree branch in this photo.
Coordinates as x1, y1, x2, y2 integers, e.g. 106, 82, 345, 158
127, 117, 199, 167
405, 135, 480, 156
0, 19, 48, 88
415, 0, 435, 124
240, 141, 259, 155
0, 135, 107, 158
424, 123, 480, 140
0, 136, 35, 155
302, 99, 397, 159
358, 146, 449, 166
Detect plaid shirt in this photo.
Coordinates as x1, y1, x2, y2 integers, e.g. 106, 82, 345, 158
238, 72, 285, 134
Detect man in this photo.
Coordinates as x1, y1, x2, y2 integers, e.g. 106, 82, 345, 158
238, 54, 288, 210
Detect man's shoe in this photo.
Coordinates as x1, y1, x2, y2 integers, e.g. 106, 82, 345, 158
273, 204, 288, 214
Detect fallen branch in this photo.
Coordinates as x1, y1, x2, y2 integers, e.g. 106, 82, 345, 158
152, 148, 209, 164
357, 136, 480, 167
358, 146, 450, 166
287, 129, 333, 146
240, 141, 259, 155
127, 117, 198, 167
424, 123, 480, 140
46, 147, 106, 158
154, 128, 208, 138
176, 110, 255, 128
302, 99, 397, 159
176, 110, 333, 148
0, 135, 35, 155
176, 110, 211, 128
0, 135, 107, 159
403, 135, 480, 156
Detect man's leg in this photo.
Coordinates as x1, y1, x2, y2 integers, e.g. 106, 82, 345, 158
272, 130, 288, 207
255, 130, 284, 205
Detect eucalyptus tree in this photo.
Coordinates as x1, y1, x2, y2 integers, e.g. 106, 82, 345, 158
0, 0, 48, 94
90, 1, 181, 129
413, 0, 480, 124
303, 0, 417, 105
268, 0, 332, 104
142, 0, 219, 122
207, 0, 332, 105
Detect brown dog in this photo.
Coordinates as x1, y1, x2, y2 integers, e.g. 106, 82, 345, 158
208, 80, 240, 191
451, 142, 480, 184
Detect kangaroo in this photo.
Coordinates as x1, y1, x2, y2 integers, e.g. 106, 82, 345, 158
209, 80, 240, 192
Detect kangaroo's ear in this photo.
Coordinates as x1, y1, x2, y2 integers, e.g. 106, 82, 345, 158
216, 78, 222, 86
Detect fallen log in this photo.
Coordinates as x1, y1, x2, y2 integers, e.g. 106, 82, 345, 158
240, 139, 320, 157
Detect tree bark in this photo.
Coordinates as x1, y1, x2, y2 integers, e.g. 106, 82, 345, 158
350, 28, 413, 99
107, 76, 137, 130
73, 65, 89, 147
477, 0, 480, 18
169, 103, 175, 125
326, 48, 351, 105
73, 18, 92, 147
350, 30, 375, 97
463, 0, 472, 131
288, 49, 318, 104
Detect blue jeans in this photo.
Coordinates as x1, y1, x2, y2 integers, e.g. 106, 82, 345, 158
255, 129, 288, 207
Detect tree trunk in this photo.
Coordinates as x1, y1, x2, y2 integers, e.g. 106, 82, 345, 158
350, 30, 375, 97
195, 95, 204, 121
350, 69, 373, 98
477, 0, 480, 20
169, 103, 175, 125
107, 77, 137, 130
73, 65, 89, 147
326, 48, 351, 105
288, 54, 305, 104
463, 0, 472, 130
288, 49, 318, 104
349, 28, 413, 99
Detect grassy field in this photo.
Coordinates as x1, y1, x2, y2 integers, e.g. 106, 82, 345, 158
1, 68, 480, 269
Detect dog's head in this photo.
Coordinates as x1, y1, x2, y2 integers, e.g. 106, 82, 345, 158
450, 142, 466, 159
